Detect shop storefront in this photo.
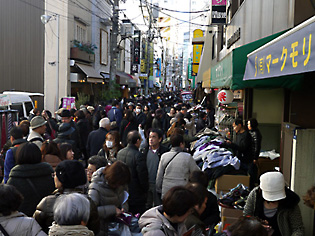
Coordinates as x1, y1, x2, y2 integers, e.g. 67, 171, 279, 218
242, 15, 315, 234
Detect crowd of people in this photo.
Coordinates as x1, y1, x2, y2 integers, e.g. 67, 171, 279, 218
0, 92, 312, 235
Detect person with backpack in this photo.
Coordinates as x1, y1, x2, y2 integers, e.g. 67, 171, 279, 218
27, 116, 47, 149
3, 127, 27, 183
107, 100, 123, 127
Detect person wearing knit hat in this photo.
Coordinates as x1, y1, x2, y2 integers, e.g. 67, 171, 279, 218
244, 171, 304, 236
33, 160, 100, 234
27, 116, 47, 149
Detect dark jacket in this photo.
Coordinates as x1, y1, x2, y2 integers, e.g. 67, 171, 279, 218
185, 209, 206, 235
222, 130, 252, 164
33, 188, 100, 235
86, 127, 108, 157
119, 118, 139, 147
76, 118, 91, 158
244, 186, 304, 236
141, 144, 169, 160
196, 118, 206, 133
135, 112, 147, 128
117, 144, 149, 206
200, 191, 221, 227
249, 129, 262, 160
7, 162, 55, 216
107, 107, 123, 127
49, 119, 82, 159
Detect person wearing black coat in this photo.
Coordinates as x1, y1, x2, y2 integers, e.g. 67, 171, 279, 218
117, 131, 149, 215
248, 118, 262, 189
135, 105, 147, 129
74, 110, 91, 160
86, 118, 111, 157
120, 110, 139, 147
196, 112, 207, 133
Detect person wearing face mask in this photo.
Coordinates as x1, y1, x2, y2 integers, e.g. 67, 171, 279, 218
97, 131, 123, 164
135, 104, 147, 129
156, 133, 200, 199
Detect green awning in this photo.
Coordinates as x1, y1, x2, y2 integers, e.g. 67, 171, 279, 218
211, 30, 303, 90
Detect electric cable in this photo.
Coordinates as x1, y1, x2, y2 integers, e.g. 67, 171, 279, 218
148, 2, 210, 14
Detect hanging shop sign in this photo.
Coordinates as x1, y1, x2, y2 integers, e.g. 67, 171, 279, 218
217, 90, 233, 104
212, 0, 226, 6
227, 28, 241, 49
192, 29, 204, 76
244, 16, 315, 80
133, 30, 141, 65
131, 64, 139, 74
211, 5, 226, 24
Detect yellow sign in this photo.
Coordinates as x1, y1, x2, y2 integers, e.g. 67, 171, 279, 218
140, 59, 146, 73
192, 29, 204, 75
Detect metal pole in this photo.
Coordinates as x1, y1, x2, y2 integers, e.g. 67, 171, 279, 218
56, 14, 60, 111
110, 0, 119, 89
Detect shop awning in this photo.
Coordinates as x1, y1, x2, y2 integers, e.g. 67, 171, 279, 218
131, 75, 141, 87
116, 71, 132, 85
244, 15, 315, 81
75, 63, 103, 83
211, 30, 302, 90
128, 77, 137, 88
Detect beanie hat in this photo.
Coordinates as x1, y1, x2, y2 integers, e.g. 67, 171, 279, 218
55, 160, 87, 188
30, 116, 47, 129
260, 171, 286, 201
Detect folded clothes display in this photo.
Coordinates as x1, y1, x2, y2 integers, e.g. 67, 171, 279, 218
202, 149, 240, 171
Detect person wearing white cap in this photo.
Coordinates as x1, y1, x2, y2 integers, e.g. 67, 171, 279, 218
243, 171, 304, 236
27, 116, 47, 149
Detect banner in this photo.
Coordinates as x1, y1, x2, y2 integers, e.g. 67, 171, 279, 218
244, 19, 315, 80
62, 97, 76, 110
211, 6, 226, 24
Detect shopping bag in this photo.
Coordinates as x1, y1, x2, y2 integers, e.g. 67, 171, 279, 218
138, 126, 147, 149
108, 222, 132, 236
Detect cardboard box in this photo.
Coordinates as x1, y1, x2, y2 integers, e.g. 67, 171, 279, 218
221, 216, 239, 230
215, 175, 250, 194
221, 207, 243, 218
257, 157, 279, 177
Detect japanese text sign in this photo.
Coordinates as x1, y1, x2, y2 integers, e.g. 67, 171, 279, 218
244, 20, 314, 80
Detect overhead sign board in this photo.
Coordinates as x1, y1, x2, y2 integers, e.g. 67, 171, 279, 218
211, 6, 226, 24
244, 17, 315, 80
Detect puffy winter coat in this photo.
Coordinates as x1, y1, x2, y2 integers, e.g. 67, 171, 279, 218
88, 167, 128, 235
7, 162, 55, 216
33, 188, 100, 235
139, 206, 187, 236
0, 212, 47, 236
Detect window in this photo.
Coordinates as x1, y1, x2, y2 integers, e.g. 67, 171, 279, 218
75, 22, 87, 42
25, 102, 33, 116
100, 29, 108, 65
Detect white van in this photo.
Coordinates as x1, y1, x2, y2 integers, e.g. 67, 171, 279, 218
0, 91, 44, 119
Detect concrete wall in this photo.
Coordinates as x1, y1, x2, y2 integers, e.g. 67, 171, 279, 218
0, 1, 44, 109
218, 0, 295, 61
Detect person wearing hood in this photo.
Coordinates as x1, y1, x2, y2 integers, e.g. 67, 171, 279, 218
243, 171, 304, 236
88, 161, 130, 235
33, 160, 100, 235
139, 186, 197, 236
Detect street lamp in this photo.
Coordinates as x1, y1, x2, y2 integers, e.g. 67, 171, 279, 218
41, 14, 60, 111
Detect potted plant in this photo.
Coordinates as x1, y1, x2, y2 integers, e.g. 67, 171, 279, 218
70, 40, 97, 62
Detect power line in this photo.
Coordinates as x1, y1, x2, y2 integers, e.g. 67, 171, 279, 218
158, 9, 211, 27
148, 2, 210, 14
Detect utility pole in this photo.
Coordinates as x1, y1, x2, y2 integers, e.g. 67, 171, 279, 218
110, 0, 119, 89
145, 12, 152, 95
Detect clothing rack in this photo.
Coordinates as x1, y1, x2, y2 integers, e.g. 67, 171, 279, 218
0, 110, 19, 149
